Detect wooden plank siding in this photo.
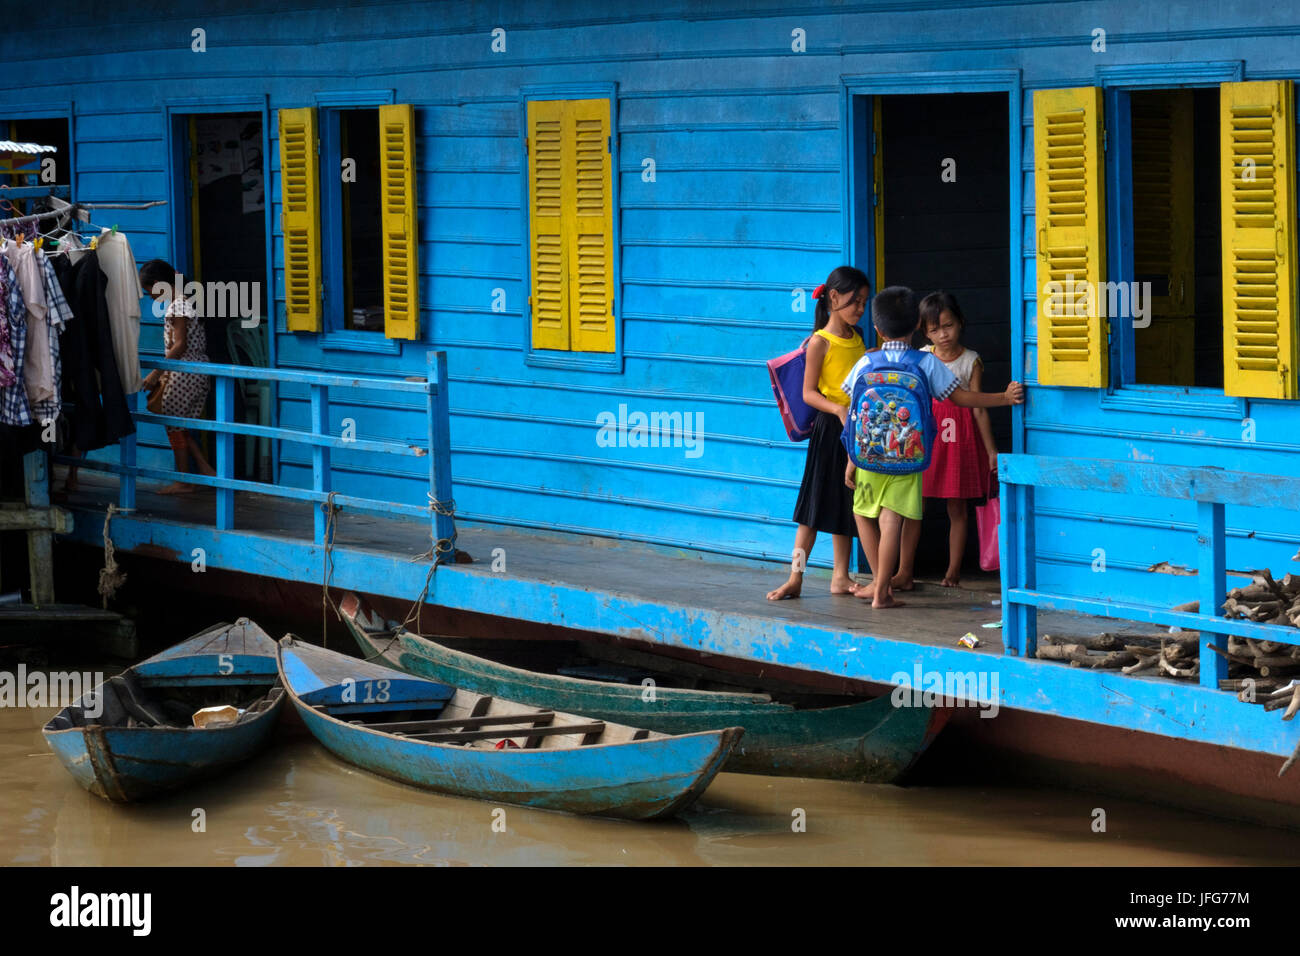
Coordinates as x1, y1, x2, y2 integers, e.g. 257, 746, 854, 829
5, 0, 1300, 587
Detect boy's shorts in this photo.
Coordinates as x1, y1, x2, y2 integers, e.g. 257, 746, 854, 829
853, 469, 922, 520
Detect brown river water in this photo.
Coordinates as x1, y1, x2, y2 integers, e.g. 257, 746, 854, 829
3, 678, 1298, 866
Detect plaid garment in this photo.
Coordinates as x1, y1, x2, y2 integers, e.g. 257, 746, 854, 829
0, 258, 12, 389
0, 258, 31, 426
31, 252, 72, 425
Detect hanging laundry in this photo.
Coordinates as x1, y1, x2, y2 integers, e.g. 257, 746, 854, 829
2, 238, 53, 411
51, 249, 134, 450
32, 249, 73, 425
88, 230, 143, 393
0, 255, 31, 427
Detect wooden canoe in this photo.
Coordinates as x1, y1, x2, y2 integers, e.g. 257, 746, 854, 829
341, 594, 948, 782
43, 619, 285, 802
277, 635, 742, 820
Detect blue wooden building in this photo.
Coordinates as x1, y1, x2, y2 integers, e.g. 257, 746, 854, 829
7, 0, 1300, 821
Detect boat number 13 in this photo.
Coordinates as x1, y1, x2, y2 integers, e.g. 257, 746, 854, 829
341, 677, 391, 704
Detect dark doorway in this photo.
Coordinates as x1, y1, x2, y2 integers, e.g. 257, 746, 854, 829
176, 111, 269, 480
872, 92, 1012, 578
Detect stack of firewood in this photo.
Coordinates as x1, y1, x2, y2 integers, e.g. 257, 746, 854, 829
1221, 570, 1300, 628
1035, 632, 1200, 679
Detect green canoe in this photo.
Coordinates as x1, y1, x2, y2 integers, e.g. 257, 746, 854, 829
340, 593, 949, 782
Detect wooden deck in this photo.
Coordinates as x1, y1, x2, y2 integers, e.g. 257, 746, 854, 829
56, 471, 1109, 660
53, 469, 1300, 773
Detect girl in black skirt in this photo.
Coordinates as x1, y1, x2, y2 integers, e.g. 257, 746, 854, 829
767, 266, 870, 600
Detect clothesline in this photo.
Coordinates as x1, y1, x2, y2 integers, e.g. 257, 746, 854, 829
0, 199, 167, 229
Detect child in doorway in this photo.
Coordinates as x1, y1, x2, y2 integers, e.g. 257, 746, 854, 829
138, 259, 216, 494
766, 266, 870, 601
842, 286, 1022, 608
914, 291, 1000, 587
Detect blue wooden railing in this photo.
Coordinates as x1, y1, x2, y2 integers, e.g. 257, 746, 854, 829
54, 350, 455, 556
999, 454, 1300, 688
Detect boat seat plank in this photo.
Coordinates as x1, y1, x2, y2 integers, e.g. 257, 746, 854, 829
393, 721, 606, 744
354, 711, 555, 733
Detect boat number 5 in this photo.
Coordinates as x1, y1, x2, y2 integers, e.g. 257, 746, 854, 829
363, 680, 391, 704
218, 653, 234, 675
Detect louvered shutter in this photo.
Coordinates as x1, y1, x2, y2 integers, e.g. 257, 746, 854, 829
568, 99, 615, 352
379, 104, 419, 340
278, 107, 321, 332
528, 100, 569, 350
1221, 80, 1299, 399
1033, 88, 1107, 387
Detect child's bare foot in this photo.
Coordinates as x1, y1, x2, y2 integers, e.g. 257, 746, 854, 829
830, 575, 857, 595
766, 576, 802, 601
891, 573, 915, 591
159, 481, 197, 495
940, 575, 960, 588
872, 594, 906, 609
848, 581, 875, 600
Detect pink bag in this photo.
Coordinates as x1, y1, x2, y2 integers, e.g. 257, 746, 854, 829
976, 484, 1000, 572
766, 336, 816, 441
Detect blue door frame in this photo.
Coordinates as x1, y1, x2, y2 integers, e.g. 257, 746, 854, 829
841, 70, 1024, 454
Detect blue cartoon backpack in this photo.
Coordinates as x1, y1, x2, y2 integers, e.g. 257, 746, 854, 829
841, 350, 937, 474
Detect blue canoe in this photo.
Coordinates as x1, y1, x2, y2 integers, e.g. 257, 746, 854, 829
278, 636, 742, 820
43, 619, 285, 802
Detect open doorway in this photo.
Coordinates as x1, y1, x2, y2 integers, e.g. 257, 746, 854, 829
173, 111, 270, 480
867, 92, 1013, 576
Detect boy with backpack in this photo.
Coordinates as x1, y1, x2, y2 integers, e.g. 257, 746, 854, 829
841, 287, 1024, 609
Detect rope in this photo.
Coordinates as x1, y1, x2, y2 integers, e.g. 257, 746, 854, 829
321, 491, 341, 648
98, 505, 127, 608
400, 493, 458, 635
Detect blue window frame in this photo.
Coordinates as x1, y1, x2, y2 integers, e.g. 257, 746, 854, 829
1097, 61, 1248, 418
314, 89, 401, 355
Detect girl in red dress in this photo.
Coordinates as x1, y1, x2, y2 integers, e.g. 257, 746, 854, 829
918, 292, 998, 587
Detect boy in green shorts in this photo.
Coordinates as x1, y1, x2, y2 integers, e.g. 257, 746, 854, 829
842, 287, 1024, 608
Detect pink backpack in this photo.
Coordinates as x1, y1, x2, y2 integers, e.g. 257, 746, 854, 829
767, 337, 816, 441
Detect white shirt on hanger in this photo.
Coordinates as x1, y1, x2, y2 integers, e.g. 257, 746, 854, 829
91, 229, 143, 393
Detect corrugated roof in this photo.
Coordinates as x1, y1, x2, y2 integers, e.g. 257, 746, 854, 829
0, 141, 58, 154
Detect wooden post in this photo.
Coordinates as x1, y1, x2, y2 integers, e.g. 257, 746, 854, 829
23, 451, 54, 606
1197, 500, 1229, 687
427, 350, 454, 558
120, 390, 137, 511
998, 467, 1019, 656
311, 384, 330, 545
215, 375, 235, 530
1018, 483, 1038, 658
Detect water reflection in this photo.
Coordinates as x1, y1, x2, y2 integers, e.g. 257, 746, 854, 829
5, 681, 1300, 866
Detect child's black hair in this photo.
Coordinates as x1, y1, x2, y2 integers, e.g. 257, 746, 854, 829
813, 265, 871, 332
872, 285, 920, 340
139, 258, 179, 293
919, 290, 965, 331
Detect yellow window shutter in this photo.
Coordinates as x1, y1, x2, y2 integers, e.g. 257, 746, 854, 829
379, 103, 419, 340
1033, 87, 1107, 387
1221, 80, 1299, 399
567, 99, 615, 353
278, 107, 321, 333
528, 100, 569, 350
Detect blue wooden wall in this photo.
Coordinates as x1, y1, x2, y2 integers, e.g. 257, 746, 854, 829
4, 0, 1300, 595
